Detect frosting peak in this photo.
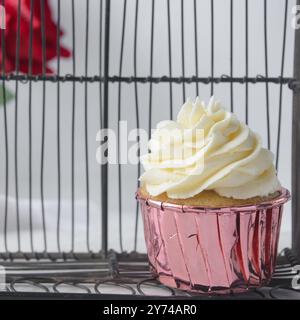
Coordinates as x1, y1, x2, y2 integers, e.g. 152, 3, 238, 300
140, 97, 281, 200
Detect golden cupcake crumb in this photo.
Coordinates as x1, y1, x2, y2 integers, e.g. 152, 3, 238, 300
139, 185, 279, 207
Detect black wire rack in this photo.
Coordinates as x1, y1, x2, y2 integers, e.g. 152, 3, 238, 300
0, 0, 300, 299
0, 249, 299, 299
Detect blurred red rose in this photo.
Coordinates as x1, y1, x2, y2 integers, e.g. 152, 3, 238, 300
0, 0, 70, 74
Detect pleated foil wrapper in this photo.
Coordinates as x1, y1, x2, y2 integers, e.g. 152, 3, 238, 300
137, 188, 290, 294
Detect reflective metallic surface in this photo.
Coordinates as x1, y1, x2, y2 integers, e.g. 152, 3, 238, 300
137, 188, 290, 293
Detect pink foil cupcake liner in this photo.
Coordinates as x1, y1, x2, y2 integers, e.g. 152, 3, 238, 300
136, 188, 290, 294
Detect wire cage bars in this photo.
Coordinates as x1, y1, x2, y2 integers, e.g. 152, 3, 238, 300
0, 0, 299, 266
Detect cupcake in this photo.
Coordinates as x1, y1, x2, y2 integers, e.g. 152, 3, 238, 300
136, 97, 290, 294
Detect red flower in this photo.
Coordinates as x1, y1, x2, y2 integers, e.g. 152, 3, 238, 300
0, 0, 70, 74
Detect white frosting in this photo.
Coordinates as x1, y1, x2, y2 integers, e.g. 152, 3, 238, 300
140, 97, 281, 199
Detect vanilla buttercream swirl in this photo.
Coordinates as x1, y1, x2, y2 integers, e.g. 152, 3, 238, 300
140, 97, 281, 199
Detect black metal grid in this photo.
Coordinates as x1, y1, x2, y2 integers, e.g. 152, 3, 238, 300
0, 0, 299, 298
0, 248, 299, 299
